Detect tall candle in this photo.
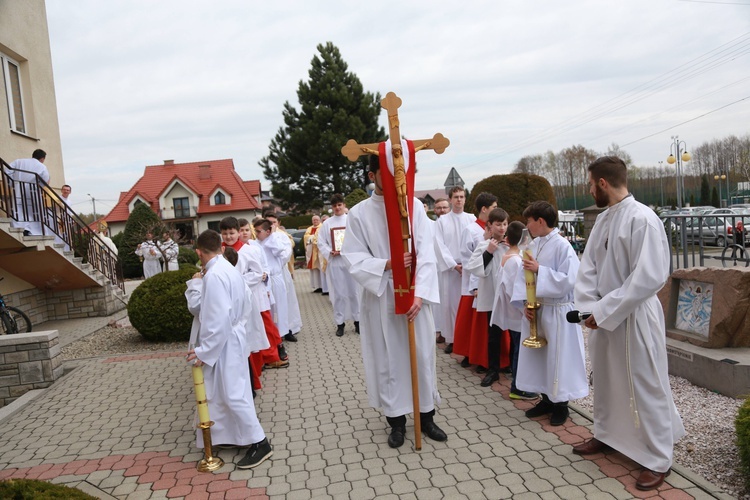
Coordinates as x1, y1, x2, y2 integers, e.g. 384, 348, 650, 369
523, 249, 537, 305
192, 365, 210, 424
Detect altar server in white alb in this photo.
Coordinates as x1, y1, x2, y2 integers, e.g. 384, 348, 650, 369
342, 147, 446, 449
159, 231, 179, 271
573, 156, 685, 491
510, 201, 588, 426
265, 212, 303, 342
254, 218, 293, 341
434, 187, 475, 354
186, 230, 272, 469
318, 194, 360, 337
135, 232, 162, 278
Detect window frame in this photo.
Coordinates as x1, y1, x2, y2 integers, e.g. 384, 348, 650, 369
1, 52, 27, 134
214, 192, 226, 205
173, 197, 191, 218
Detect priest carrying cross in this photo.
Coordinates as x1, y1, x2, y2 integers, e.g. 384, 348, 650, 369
340, 92, 449, 450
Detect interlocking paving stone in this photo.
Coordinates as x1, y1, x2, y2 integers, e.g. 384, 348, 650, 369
0, 270, 728, 498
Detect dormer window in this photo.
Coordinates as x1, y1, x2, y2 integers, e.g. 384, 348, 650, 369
214, 192, 226, 205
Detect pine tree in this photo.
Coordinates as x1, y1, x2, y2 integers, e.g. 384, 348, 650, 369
260, 42, 386, 211
700, 175, 710, 206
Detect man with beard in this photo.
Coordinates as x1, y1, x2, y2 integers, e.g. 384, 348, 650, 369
573, 156, 685, 491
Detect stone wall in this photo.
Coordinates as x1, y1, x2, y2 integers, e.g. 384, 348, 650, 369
5, 282, 126, 326
0, 330, 62, 407
658, 267, 750, 348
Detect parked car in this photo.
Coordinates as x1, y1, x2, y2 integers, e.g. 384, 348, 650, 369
286, 229, 307, 258
679, 215, 748, 246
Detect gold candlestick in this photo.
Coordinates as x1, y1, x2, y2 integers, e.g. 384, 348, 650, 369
192, 364, 224, 472
519, 232, 546, 349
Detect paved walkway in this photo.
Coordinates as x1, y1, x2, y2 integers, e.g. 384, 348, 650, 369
0, 271, 729, 499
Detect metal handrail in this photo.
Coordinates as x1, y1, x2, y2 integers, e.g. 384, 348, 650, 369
0, 157, 125, 293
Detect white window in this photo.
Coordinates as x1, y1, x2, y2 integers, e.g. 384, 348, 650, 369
1, 53, 26, 134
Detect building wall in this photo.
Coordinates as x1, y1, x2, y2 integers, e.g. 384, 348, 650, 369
0, 0, 65, 189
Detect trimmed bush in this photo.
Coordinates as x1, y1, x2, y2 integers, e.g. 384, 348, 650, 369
345, 188, 369, 208
280, 214, 314, 230
127, 268, 195, 342
178, 246, 199, 265
0, 478, 97, 499
736, 397, 750, 489
468, 173, 557, 221
179, 262, 200, 272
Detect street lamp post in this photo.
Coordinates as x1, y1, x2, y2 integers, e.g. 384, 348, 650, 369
666, 136, 691, 208
87, 193, 97, 221
714, 173, 725, 207
658, 160, 664, 207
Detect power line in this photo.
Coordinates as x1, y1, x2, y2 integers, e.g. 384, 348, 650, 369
619, 95, 750, 147
452, 32, 750, 169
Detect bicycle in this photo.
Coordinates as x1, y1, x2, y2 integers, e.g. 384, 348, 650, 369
721, 243, 750, 268
0, 278, 32, 334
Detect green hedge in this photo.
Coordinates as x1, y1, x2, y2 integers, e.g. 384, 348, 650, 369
127, 268, 195, 342
280, 215, 314, 230
0, 479, 97, 499
178, 246, 199, 265
736, 397, 750, 490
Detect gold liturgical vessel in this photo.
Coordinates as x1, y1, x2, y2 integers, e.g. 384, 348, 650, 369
519, 229, 546, 349
192, 363, 224, 472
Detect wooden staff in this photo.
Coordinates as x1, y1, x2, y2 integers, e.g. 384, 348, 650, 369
340, 92, 450, 452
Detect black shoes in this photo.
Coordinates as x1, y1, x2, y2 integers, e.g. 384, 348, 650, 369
444, 343, 453, 354
480, 370, 499, 387
322, 292, 329, 296
550, 403, 569, 426
525, 398, 554, 418
284, 333, 297, 342
421, 421, 447, 442
354, 321, 360, 334
236, 438, 273, 469
388, 426, 405, 448
277, 344, 288, 361
335, 324, 345, 337
313, 288, 322, 293
476, 366, 488, 374
460, 357, 470, 368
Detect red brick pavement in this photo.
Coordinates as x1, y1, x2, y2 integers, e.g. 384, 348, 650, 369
447, 351, 695, 500
0, 451, 267, 499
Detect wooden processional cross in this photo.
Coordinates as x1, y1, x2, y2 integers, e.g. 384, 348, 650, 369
341, 92, 450, 451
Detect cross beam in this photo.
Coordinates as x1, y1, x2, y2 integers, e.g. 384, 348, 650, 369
340, 92, 450, 161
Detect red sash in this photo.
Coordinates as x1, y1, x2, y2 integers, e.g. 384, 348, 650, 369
378, 140, 417, 315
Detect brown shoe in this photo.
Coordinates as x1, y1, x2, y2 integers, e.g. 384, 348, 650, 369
572, 437, 610, 455
635, 468, 670, 491
265, 360, 289, 369
436, 334, 446, 344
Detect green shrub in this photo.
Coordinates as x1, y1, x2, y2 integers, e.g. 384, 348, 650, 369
178, 246, 198, 265
345, 188, 369, 208
127, 268, 195, 342
468, 173, 557, 221
0, 478, 97, 499
736, 397, 750, 489
280, 214, 314, 230
179, 262, 200, 272
111, 231, 124, 251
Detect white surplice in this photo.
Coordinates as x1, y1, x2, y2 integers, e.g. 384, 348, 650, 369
159, 239, 179, 271
135, 241, 162, 278
461, 222, 485, 302
191, 255, 265, 447
435, 210, 476, 343
260, 232, 291, 335
342, 194, 441, 417
491, 253, 524, 333
318, 213, 360, 325
510, 229, 588, 403
466, 239, 506, 313
9, 157, 50, 235
575, 195, 685, 473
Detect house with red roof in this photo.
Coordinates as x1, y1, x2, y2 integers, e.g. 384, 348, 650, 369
103, 159, 262, 241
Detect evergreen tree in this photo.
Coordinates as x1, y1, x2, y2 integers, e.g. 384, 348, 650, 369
700, 174, 710, 206
120, 203, 164, 279
260, 42, 386, 211
711, 187, 720, 208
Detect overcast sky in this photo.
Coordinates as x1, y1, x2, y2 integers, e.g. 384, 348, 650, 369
46, 0, 750, 216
